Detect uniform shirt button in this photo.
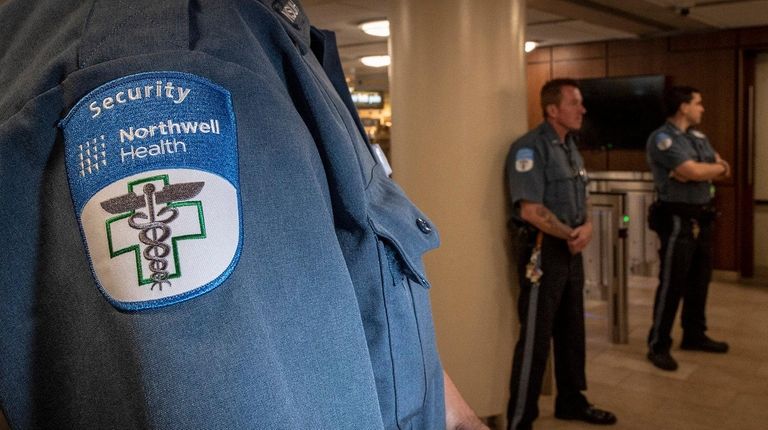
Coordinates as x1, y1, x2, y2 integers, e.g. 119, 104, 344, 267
416, 218, 432, 234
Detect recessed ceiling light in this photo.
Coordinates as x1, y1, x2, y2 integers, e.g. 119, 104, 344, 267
360, 55, 391, 68
525, 41, 538, 53
359, 20, 390, 37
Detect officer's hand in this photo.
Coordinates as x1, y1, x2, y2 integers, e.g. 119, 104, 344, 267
444, 372, 490, 430
721, 160, 731, 178
568, 221, 593, 254
714, 153, 731, 178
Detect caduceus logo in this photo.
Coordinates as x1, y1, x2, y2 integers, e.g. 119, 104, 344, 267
100, 175, 206, 291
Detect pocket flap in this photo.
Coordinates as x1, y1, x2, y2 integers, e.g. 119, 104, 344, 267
367, 176, 439, 288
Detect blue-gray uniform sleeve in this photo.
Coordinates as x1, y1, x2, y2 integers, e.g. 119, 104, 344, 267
506, 142, 545, 207
648, 131, 691, 170
1, 1, 444, 429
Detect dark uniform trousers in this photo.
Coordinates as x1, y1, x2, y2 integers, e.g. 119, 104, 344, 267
507, 230, 587, 430
648, 212, 713, 352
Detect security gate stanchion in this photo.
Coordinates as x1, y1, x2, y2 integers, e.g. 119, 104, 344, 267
585, 192, 629, 344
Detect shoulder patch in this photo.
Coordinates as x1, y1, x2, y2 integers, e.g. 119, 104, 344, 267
60, 72, 241, 311
515, 148, 535, 172
655, 133, 673, 151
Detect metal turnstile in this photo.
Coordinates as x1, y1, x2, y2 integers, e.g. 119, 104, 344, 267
588, 171, 658, 277
583, 192, 629, 344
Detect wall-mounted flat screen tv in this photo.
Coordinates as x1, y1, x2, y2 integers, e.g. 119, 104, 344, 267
577, 75, 667, 150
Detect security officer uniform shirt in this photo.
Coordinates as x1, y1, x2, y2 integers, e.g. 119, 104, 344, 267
506, 121, 589, 227
647, 121, 716, 205
0, 1, 444, 429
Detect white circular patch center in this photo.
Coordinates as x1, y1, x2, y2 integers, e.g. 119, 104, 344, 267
81, 168, 239, 304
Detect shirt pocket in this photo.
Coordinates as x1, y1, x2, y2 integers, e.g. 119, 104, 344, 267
366, 174, 441, 426
544, 163, 576, 211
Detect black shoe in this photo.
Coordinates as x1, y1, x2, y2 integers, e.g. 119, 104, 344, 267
681, 335, 729, 353
555, 404, 617, 425
647, 350, 678, 371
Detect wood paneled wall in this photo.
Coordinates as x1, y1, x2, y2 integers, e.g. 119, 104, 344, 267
526, 26, 768, 271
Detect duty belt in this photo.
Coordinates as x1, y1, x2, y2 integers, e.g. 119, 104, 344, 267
657, 201, 717, 222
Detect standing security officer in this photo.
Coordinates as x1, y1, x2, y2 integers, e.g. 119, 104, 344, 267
646, 86, 730, 371
505, 79, 616, 430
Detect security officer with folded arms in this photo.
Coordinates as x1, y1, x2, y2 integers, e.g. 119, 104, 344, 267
505, 78, 616, 430
646, 86, 731, 371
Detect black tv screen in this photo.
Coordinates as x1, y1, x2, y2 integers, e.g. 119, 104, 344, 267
577, 75, 667, 150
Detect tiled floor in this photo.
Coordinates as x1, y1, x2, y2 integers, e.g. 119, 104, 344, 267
531, 276, 768, 430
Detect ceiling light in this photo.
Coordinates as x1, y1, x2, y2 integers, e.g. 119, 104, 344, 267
360, 55, 390, 68
359, 20, 390, 37
524, 41, 538, 53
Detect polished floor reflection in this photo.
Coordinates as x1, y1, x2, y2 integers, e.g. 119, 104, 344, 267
532, 276, 768, 430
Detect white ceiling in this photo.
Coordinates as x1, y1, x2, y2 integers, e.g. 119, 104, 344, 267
302, 0, 768, 90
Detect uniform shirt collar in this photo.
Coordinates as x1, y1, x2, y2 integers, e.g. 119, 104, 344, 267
540, 121, 574, 145
540, 121, 562, 145
664, 120, 685, 135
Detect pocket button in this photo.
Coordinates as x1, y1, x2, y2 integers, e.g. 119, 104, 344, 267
416, 218, 432, 234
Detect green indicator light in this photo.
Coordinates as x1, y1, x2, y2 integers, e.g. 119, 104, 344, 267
623, 215, 630, 223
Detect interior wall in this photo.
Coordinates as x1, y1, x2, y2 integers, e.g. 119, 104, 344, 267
753, 53, 768, 273
525, 26, 768, 272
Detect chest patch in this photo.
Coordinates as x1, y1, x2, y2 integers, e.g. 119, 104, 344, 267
515, 148, 535, 172
60, 72, 241, 311
656, 133, 673, 151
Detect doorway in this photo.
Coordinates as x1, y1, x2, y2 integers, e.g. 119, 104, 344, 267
754, 53, 768, 278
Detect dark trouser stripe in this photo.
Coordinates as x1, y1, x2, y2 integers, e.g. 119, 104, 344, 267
511, 283, 540, 429
650, 215, 681, 351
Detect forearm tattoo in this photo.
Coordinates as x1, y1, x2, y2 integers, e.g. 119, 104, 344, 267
535, 205, 573, 239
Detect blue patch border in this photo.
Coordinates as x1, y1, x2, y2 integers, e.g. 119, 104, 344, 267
655, 132, 671, 143
516, 148, 534, 161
